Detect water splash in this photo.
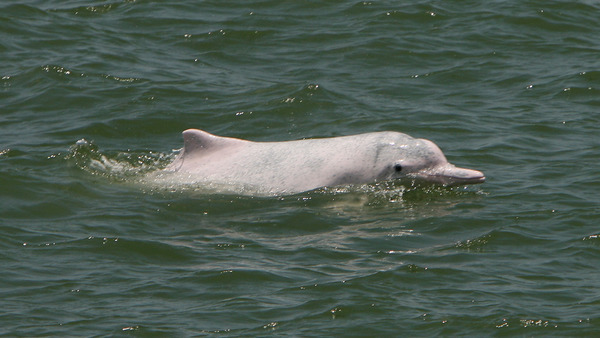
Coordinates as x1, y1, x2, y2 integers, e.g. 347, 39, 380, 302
65, 139, 174, 181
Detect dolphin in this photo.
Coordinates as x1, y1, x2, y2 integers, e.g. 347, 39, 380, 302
163, 129, 485, 196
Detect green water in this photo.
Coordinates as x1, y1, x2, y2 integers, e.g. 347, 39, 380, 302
2, 0, 600, 336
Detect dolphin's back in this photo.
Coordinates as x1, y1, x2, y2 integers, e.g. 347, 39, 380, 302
168, 130, 406, 193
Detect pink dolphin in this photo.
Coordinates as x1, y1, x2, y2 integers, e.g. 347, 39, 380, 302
164, 129, 485, 195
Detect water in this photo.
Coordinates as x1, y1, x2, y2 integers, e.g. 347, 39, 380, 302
2, 0, 600, 335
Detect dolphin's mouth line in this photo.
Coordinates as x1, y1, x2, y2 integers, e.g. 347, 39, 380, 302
413, 169, 486, 186
426, 173, 486, 185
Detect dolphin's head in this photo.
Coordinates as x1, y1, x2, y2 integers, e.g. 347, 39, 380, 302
377, 134, 485, 186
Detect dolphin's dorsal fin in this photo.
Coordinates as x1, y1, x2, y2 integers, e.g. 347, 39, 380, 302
182, 129, 247, 155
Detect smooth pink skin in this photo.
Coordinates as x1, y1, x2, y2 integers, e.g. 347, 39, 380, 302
165, 129, 485, 195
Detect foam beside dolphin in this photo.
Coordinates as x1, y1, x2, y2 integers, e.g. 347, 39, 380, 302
163, 129, 485, 196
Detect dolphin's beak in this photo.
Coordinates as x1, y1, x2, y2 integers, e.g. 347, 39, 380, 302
416, 164, 485, 186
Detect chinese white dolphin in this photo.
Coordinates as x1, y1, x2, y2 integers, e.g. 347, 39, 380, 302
163, 129, 485, 196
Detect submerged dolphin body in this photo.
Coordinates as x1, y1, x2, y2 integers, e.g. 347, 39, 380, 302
163, 129, 485, 195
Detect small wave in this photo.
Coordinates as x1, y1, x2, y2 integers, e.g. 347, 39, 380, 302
46, 1, 133, 16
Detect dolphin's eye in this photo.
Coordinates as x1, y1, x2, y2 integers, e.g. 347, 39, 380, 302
394, 164, 403, 172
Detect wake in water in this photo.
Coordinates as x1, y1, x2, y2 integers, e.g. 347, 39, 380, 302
65, 139, 483, 201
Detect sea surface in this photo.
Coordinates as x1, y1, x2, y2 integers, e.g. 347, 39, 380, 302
2, 0, 600, 336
